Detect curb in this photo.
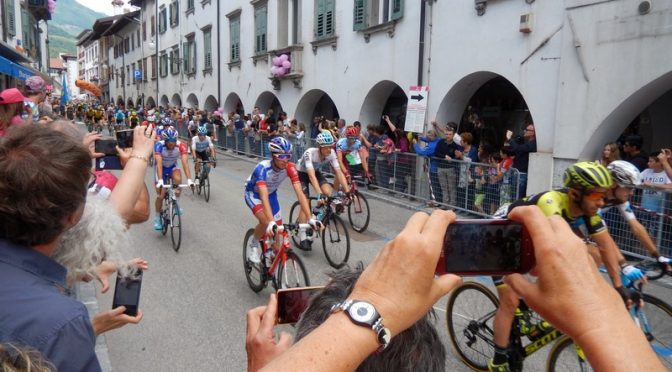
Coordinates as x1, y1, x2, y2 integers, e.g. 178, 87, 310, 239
74, 282, 113, 372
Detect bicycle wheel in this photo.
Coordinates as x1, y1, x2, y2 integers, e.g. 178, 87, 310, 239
204, 172, 210, 202
638, 260, 666, 281
321, 214, 350, 268
288, 201, 302, 248
161, 204, 169, 236
170, 201, 182, 252
243, 229, 265, 292
277, 251, 310, 289
641, 294, 672, 369
348, 190, 370, 233
546, 335, 592, 372
446, 281, 500, 371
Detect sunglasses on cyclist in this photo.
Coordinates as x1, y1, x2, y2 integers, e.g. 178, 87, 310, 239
273, 154, 292, 161
584, 191, 606, 201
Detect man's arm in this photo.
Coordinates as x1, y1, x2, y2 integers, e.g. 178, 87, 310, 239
180, 153, 192, 180
659, 150, 672, 179
334, 168, 350, 193
627, 218, 661, 257
591, 231, 624, 287
306, 168, 323, 196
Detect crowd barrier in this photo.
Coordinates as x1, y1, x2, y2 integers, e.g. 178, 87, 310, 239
177, 122, 670, 260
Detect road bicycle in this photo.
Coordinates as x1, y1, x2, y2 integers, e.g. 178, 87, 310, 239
339, 174, 371, 233
243, 223, 311, 292
446, 280, 672, 371
159, 182, 190, 252
632, 257, 672, 281
288, 195, 351, 269
194, 160, 215, 202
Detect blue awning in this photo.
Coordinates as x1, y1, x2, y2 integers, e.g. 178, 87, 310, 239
0, 55, 35, 81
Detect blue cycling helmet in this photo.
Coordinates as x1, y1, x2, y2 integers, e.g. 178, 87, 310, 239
197, 126, 208, 135
162, 128, 178, 142
268, 137, 292, 155
161, 117, 172, 126
316, 130, 334, 147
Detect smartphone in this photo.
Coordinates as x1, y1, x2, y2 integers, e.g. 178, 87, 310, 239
95, 156, 122, 170
435, 219, 535, 276
94, 139, 118, 156
276, 286, 325, 325
116, 129, 134, 148
112, 270, 143, 316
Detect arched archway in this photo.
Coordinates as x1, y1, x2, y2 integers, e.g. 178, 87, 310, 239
254, 91, 283, 118
359, 80, 406, 132
136, 97, 142, 107
126, 97, 134, 108
578, 71, 672, 159
160, 95, 169, 108
203, 95, 218, 113
116, 96, 124, 106
223, 92, 245, 115
146, 96, 156, 108
186, 93, 199, 109
294, 89, 340, 136
171, 94, 182, 107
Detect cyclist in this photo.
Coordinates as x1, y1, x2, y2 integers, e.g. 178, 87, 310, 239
488, 161, 645, 372
191, 126, 217, 184
244, 137, 319, 263
92, 106, 104, 131
334, 126, 372, 191
115, 109, 126, 129
153, 128, 194, 230
128, 110, 140, 129
603, 160, 671, 270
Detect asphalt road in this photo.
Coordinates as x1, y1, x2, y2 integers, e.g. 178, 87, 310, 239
94, 145, 671, 371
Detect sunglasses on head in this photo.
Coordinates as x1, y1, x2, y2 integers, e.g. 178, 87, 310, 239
273, 154, 291, 160
584, 191, 606, 201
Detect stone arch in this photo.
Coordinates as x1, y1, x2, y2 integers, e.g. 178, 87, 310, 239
160, 95, 169, 108
146, 96, 156, 108
126, 97, 134, 108
116, 96, 124, 106
136, 96, 143, 107
171, 93, 182, 107
223, 92, 245, 115
203, 95, 218, 113
186, 93, 199, 109
254, 91, 283, 117
294, 89, 340, 135
359, 80, 406, 130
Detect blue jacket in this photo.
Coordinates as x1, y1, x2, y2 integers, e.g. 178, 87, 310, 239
413, 137, 442, 172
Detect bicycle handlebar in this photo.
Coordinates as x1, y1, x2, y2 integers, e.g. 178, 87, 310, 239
272, 223, 312, 234
160, 184, 191, 189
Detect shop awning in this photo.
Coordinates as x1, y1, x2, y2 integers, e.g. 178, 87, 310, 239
0, 55, 35, 81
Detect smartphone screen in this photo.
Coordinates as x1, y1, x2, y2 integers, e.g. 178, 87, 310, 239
95, 156, 122, 170
116, 129, 134, 148
276, 286, 325, 325
435, 219, 535, 276
94, 139, 118, 156
112, 270, 143, 316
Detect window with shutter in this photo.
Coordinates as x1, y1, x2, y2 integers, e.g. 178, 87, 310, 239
159, 9, 166, 33
353, 0, 367, 31
5, 1, 16, 37
325, 0, 334, 36
391, 0, 403, 20
151, 16, 156, 36
143, 58, 148, 81
203, 29, 212, 69
254, 6, 267, 54
170, 47, 179, 74
230, 18, 240, 62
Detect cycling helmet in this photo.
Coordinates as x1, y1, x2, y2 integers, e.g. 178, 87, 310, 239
161, 117, 172, 126
131, 111, 137, 116
346, 126, 359, 138
148, 115, 156, 122
162, 128, 178, 142
268, 137, 292, 155
563, 162, 613, 191
197, 126, 208, 135
315, 131, 334, 147
607, 160, 641, 187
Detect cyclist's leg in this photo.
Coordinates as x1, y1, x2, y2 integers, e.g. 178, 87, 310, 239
172, 168, 183, 197
317, 170, 334, 196
491, 277, 519, 369
247, 191, 281, 241
297, 171, 312, 221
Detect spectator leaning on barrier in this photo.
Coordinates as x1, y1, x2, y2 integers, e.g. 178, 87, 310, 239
506, 122, 537, 198
413, 129, 442, 206
622, 134, 648, 172
433, 123, 464, 206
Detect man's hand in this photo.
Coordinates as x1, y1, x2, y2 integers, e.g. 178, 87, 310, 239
621, 264, 646, 283
156, 179, 164, 189
506, 130, 513, 140
266, 221, 278, 236
187, 179, 195, 188
246, 294, 292, 372
348, 210, 462, 336
133, 124, 156, 158
92, 306, 143, 336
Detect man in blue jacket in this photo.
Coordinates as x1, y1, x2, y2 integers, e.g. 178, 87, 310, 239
414, 129, 442, 206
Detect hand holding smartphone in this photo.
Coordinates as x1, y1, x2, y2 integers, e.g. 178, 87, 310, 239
435, 219, 535, 276
276, 286, 325, 324
94, 139, 123, 170
116, 129, 134, 149
112, 270, 143, 316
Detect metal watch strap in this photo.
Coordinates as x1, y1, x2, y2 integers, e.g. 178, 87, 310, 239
331, 300, 391, 352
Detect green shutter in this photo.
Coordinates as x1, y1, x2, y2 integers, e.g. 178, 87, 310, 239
325, 0, 334, 36
182, 42, 188, 71
5, 1, 16, 37
255, 6, 267, 53
315, 0, 325, 38
353, 0, 367, 31
230, 19, 240, 61
204, 30, 211, 68
21, 9, 29, 44
391, 0, 403, 20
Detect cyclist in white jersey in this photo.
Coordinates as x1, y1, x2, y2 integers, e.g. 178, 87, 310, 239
191, 126, 217, 184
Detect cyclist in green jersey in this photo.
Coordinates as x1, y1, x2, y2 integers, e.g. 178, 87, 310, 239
488, 162, 646, 372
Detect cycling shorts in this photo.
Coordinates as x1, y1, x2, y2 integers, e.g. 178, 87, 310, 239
116, 118, 124, 124
161, 165, 177, 184
245, 191, 282, 222
298, 170, 329, 197
195, 150, 210, 161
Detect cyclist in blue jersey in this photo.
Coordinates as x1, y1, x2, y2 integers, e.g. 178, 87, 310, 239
191, 126, 217, 184
244, 137, 320, 263
334, 126, 372, 191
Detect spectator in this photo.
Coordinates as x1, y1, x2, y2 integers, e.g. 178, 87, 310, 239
597, 142, 620, 166
0, 88, 28, 137
310, 116, 321, 139
659, 149, 672, 179
640, 151, 672, 253
485, 153, 503, 214
498, 146, 515, 204
506, 122, 537, 198
0, 343, 53, 372
622, 134, 648, 172
244, 114, 257, 156
336, 118, 347, 138
413, 129, 442, 206
384, 117, 412, 194
434, 123, 463, 206
233, 113, 245, 154
23, 76, 49, 124
457, 132, 478, 208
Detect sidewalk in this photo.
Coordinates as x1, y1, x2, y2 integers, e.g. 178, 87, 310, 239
74, 282, 113, 372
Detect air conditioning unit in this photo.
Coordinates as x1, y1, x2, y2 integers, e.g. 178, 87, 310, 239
520, 13, 534, 33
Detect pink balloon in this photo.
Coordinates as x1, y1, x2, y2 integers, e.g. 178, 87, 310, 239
272, 57, 280, 66
282, 60, 291, 70
270, 66, 278, 75
280, 54, 289, 62
277, 67, 287, 77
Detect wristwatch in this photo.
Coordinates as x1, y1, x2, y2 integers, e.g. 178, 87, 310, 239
331, 300, 391, 352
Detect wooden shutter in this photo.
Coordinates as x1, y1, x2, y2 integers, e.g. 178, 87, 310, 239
353, 0, 367, 31
391, 0, 403, 20
325, 0, 334, 36
255, 6, 267, 54
5, 1, 16, 37
204, 30, 212, 68
315, 0, 325, 38
230, 19, 240, 61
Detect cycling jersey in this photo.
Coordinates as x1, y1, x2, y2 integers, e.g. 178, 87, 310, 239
336, 138, 363, 166
244, 160, 300, 195
601, 200, 637, 222
191, 135, 213, 153
296, 147, 340, 173
154, 140, 188, 168
508, 189, 607, 237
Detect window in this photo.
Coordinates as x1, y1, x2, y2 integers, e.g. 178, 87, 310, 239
142, 21, 147, 41
170, 46, 180, 75
203, 27, 212, 70
4, 1, 16, 37
353, 0, 403, 30
315, 0, 334, 39
137, 30, 141, 46
183, 35, 196, 74
114, 44, 118, 58
131, 33, 135, 50
126, 65, 130, 85
159, 8, 167, 33
187, 0, 194, 11
137, 60, 142, 82
131, 63, 136, 84
169, 1, 179, 27
254, 5, 267, 54
159, 53, 168, 77
151, 55, 157, 78
151, 15, 156, 36
143, 58, 148, 81
124, 37, 130, 53
229, 17, 240, 62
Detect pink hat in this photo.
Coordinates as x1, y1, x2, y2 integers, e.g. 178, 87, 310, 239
25, 76, 46, 92
0, 88, 28, 105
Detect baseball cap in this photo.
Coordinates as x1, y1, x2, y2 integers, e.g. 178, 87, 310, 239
0, 88, 28, 105
25, 76, 46, 93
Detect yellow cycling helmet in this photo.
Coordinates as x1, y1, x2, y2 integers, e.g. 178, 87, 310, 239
563, 161, 613, 191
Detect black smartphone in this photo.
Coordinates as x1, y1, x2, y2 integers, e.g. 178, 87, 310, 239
112, 270, 143, 316
94, 139, 118, 156
276, 286, 325, 325
435, 219, 535, 276
95, 156, 122, 170
116, 129, 134, 149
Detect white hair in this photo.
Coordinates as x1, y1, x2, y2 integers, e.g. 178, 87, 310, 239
53, 196, 133, 286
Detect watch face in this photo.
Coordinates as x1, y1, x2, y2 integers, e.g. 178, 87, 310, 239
349, 301, 376, 324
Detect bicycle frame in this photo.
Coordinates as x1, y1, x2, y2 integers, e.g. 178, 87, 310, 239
262, 231, 290, 277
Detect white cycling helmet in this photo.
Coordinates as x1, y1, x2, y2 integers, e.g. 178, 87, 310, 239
607, 160, 641, 187
315, 131, 334, 147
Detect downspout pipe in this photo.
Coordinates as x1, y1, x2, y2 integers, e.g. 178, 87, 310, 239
216, 0, 221, 107
417, 0, 426, 86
